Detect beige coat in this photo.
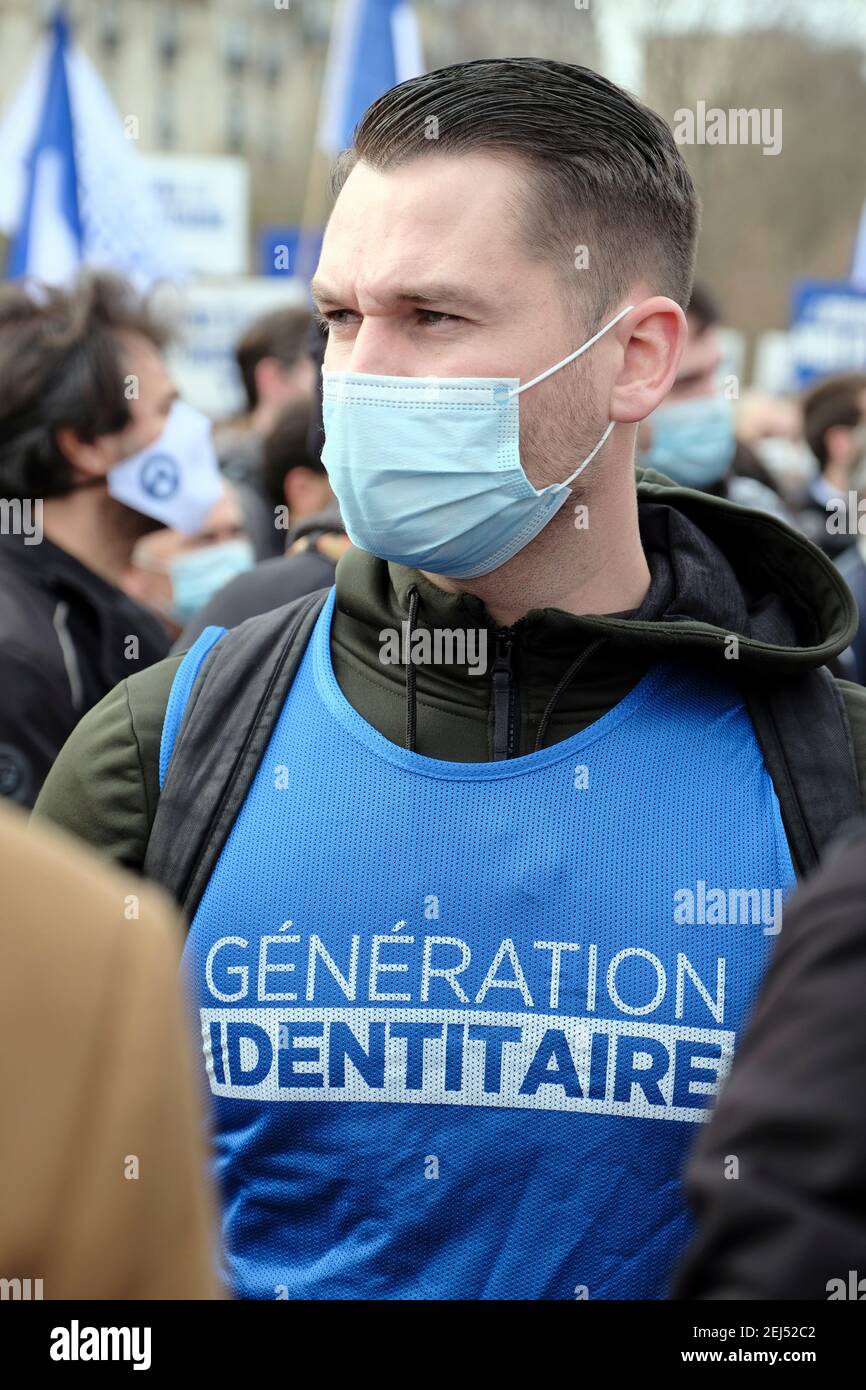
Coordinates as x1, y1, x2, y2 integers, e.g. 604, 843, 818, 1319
0, 801, 222, 1299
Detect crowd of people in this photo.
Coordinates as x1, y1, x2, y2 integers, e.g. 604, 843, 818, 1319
1, 55, 865, 1304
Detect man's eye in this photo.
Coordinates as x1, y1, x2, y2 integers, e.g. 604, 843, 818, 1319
314, 309, 356, 330
417, 310, 459, 326
314, 308, 461, 330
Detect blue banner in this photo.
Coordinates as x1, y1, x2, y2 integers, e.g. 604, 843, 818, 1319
790, 279, 866, 386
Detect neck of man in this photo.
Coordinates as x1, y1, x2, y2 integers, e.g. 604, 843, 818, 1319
422, 460, 650, 629
42, 492, 144, 586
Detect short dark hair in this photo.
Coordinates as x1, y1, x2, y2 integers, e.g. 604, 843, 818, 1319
686, 280, 722, 335
0, 271, 169, 501
803, 373, 866, 470
235, 307, 312, 411
261, 399, 321, 510
330, 57, 700, 325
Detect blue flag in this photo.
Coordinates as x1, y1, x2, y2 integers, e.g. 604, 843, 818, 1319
318, 0, 424, 156
8, 10, 83, 282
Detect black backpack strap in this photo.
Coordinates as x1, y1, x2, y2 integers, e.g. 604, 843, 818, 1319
143, 586, 330, 920
744, 667, 861, 878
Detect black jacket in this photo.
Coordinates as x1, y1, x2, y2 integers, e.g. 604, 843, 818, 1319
0, 532, 169, 807
675, 818, 866, 1299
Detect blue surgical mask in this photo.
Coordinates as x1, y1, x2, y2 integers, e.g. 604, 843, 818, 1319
168, 538, 255, 623
321, 305, 633, 578
641, 395, 736, 489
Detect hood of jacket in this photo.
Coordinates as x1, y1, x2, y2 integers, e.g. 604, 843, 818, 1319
336, 467, 856, 674
597, 467, 857, 671
325, 467, 860, 763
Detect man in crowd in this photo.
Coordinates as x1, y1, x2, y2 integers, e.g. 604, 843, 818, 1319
796, 372, 866, 560
639, 280, 790, 518
217, 306, 316, 560
34, 58, 866, 1300
0, 271, 222, 807
124, 481, 254, 640
176, 378, 346, 647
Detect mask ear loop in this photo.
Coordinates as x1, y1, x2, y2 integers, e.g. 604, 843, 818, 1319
561, 419, 616, 487
504, 302, 634, 489
506, 303, 635, 400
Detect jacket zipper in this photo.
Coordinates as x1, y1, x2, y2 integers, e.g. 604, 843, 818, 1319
491, 625, 521, 760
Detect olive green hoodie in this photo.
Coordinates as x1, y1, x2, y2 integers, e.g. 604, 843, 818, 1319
33, 469, 866, 873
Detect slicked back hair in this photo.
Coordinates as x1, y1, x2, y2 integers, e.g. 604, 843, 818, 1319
329, 58, 701, 330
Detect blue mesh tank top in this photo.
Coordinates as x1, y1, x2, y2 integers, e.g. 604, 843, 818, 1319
162, 585, 795, 1299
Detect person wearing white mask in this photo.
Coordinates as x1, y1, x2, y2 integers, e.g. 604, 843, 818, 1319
0, 271, 222, 806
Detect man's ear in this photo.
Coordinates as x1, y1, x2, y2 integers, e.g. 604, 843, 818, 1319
55, 426, 113, 483
609, 297, 688, 425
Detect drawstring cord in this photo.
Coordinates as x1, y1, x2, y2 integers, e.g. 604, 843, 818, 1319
533, 637, 607, 753
405, 583, 420, 752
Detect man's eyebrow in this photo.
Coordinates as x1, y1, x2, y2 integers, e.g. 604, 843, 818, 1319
309, 278, 488, 314
309, 278, 340, 307
393, 283, 488, 313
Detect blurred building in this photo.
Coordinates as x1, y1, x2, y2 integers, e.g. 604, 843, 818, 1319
2, 0, 864, 392
0, 0, 598, 263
